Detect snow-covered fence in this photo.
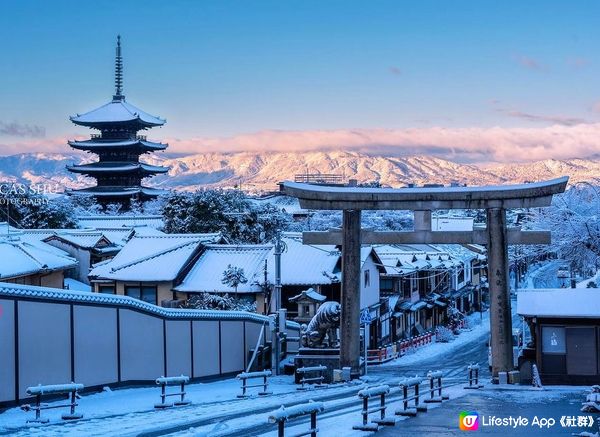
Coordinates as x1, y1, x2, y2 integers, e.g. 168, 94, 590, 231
0, 283, 298, 406
268, 401, 325, 437
424, 370, 449, 403
296, 365, 327, 390
236, 370, 272, 398
395, 376, 425, 417
352, 384, 396, 432
154, 375, 191, 409
464, 364, 484, 390
20, 383, 84, 423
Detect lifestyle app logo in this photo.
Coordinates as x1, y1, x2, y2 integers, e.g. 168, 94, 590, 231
460, 411, 479, 431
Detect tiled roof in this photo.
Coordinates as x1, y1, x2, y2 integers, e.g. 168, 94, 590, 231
77, 215, 164, 230
269, 233, 340, 285
90, 234, 220, 282
175, 245, 272, 293
0, 237, 77, 279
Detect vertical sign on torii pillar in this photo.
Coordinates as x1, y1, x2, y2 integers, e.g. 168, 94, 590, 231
281, 177, 568, 378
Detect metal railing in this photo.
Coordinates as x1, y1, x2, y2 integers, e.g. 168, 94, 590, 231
268, 401, 325, 437
353, 385, 396, 431
20, 383, 84, 423
296, 365, 327, 390
154, 375, 191, 408
236, 370, 272, 398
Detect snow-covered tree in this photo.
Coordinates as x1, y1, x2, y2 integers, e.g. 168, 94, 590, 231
181, 293, 256, 312
533, 183, 600, 275
221, 264, 248, 293
0, 188, 77, 229
162, 190, 292, 243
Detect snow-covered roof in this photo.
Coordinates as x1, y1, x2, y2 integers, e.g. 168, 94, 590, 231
90, 234, 220, 282
437, 244, 478, 263
0, 282, 270, 323
271, 233, 340, 285
0, 222, 19, 235
0, 236, 77, 279
64, 277, 92, 292
43, 231, 112, 249
248, 195, 309, 215
374, 245, 419, 275
289, 287, 327, 303
77, 215, 164, 230
175, 244, 272, 294
67, 162, 168, 174
431, 216, 474, 231
68, 139, 167, 151
517, 289, 600, 318
70, 99, 165, 127
69, 186, 169, 197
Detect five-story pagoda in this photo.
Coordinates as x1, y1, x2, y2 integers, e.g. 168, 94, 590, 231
67, 36, 169, 205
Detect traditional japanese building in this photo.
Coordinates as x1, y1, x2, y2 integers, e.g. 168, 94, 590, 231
67, 36, 169, 204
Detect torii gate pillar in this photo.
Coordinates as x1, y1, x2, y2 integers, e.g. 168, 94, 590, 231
486, 208, 514, 375
280, 176, 568, 379
341, 210, 362, 375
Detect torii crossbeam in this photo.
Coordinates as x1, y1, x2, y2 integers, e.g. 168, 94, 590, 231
281, 176, 568, 379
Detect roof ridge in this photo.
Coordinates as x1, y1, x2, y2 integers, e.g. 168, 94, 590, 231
110, 239, 201, 273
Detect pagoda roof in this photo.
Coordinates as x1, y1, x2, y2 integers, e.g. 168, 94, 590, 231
68, 186, 168, 198
67, 162, 169, 175
70, 98, 166, 128
68, 138, 167, 152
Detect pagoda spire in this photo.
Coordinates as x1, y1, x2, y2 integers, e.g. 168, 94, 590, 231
113, 35, 124, 101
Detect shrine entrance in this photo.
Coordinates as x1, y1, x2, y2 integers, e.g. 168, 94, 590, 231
282, 177, 568, 379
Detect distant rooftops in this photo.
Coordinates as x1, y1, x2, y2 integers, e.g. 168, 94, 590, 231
77, 215, 165, 230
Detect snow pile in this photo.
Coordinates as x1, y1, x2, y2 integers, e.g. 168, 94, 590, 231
581, 385, 600, 413
268, 400, 325, 422
435, 326, 455, 343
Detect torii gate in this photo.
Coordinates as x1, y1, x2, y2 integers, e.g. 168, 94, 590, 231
281, 176, 568, 379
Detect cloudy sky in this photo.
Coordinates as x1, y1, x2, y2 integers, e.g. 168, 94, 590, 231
1, 0, 599, 162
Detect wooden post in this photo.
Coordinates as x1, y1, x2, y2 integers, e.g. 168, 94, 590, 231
486, 208, 514, 377
341, 209, 362, 376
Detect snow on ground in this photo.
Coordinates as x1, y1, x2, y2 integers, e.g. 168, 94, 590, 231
167, 380, 476, 437
0, 376, 366, 437
577, 269, 600, 288
381, 310, 490, 367
64, 277, 91, 292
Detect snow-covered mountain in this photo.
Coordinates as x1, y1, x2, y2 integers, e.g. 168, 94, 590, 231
0, 151, 598, 192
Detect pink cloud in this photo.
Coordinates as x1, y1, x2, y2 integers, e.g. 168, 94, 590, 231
3, 124, 600, 164
163, 123, 600, 163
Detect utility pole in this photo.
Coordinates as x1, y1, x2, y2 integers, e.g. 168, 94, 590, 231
271, 230, 284, 375
273, 231, 283, 313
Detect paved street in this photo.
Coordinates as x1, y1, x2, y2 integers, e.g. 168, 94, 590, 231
377, 388, 591, 436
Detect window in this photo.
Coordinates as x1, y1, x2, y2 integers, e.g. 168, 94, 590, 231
125, 285, 157, 305
302, 305, 310, 317
364, 269, 371, 288
380, 278, 393, 294
99, 285, 116, 294
542, 326, 566, 354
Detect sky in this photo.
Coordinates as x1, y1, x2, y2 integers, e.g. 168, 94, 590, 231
0, 0, 599, 162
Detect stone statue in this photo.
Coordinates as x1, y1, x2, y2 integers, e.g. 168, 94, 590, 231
300, 301, 341, 348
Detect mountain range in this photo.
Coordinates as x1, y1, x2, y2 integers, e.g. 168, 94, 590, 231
0, 151, 598, 192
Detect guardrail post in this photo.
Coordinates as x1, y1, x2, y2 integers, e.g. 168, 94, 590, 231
464, 364, 484, 389
268, 401, 324, 437
353, 385, 395, 431
424, 371, 448, 403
